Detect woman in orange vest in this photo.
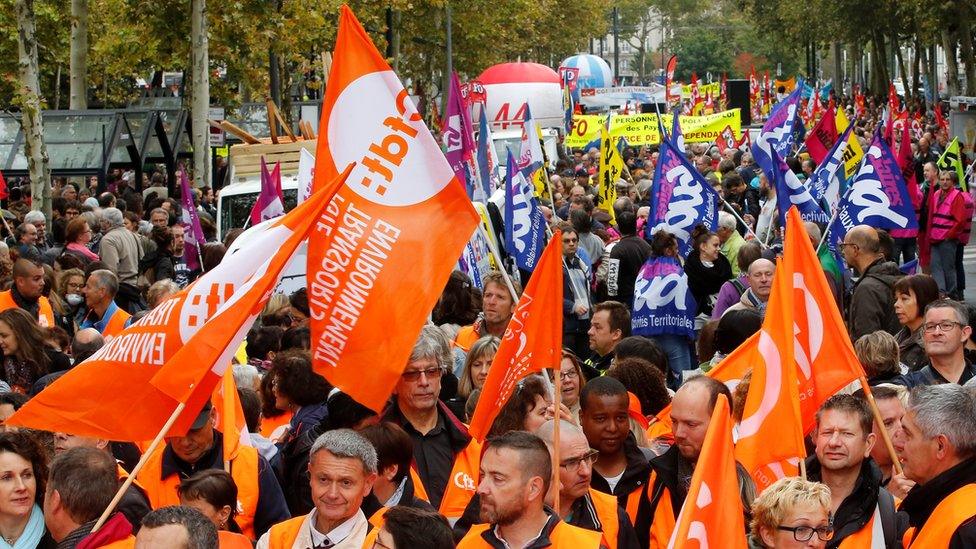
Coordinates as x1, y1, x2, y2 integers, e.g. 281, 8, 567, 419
0, 308, 70, 393
178, 469, 253, 549
749, 477, 833, 548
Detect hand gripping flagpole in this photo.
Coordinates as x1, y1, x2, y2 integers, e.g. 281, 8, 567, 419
91, 402, 187, 533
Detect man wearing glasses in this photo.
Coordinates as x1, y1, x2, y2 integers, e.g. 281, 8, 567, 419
536, 419, 639, 549
840, 225, 904, 340
895, 299, 974, 387
381, 325, 479, 521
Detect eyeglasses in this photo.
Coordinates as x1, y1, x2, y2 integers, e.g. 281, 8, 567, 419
776, 525, 834, 542
923, 321, 964, 333
400, 367, 443, 382
559, 369, 579, 379
837, 242, 858, 251
560, 449, 599, 471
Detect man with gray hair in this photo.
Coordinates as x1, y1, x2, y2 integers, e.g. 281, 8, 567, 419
23, 210, 52, 251
80, 269, 132, 339
895, 384, 976, 546
258, 429, 377, 548
896, 299, 974, 387
717, 210, 747, 276
97, 207, 144, 312
382, 325, 477, 518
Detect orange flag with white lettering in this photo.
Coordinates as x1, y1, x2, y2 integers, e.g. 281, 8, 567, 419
668, 395, 747, 549
783, 207, 867, 431
468, 231, 564, 441
733, 256, 806, 491
307, 5, 479, 412
7, 171, 351, 440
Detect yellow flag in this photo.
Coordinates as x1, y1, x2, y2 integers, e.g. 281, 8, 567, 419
598, 127, 623, 226
937, 137, 967, 191
835, 109, 864, 179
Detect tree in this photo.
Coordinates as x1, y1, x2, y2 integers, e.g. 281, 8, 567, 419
190, 0, 209, 187
14, 0, 51, 219
69, 0, 87, 109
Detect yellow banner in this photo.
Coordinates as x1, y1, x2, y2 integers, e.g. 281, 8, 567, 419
566, 109, 742, 148
681, 82, 720, 98
835, 109, 864, 179
598, 127, 622, 225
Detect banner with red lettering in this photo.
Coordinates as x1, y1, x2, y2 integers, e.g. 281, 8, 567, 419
308, 6, 480, 412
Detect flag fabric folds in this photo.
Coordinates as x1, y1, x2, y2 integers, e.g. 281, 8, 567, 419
598, 126, 623, 226
804, 105, 838, 164
772, 149, 829, 227
475, 112, 497, 202
214, 366, 251, 460
307, 5, 479, 412
631, 256, 697, 340
807, 124, 854, 212
518, 104, 549, 200
442, 71, 476, 194
645, 136, 721, 255
752, 86, 803, 182
937, 136, 967, 192
468, 231, 563, 440
249, 158, 285, 225
504, 151, 546, 271
178, 169, 206, 272
7, 171, 350, 440
667, 395, 746, 549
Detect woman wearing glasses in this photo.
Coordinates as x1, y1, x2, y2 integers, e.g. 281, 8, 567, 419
750, 477, 833, 548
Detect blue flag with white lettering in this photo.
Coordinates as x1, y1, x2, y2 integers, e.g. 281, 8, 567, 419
808, 124, 855, 212
476, 112, 495, 202
671, 110, 685, 154
503, 151, 546, 271
631, 256, 697, 339
752, 86, 804, 181
645, 137, 721, 256
772, 148, 829, 227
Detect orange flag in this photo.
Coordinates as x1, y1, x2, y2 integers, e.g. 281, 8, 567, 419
307, 5, 479, 412
7, 171, 350, 440
468, 231, 564, 441
213, 366, 251, 460
667, 395, 747, 549
733, 255, 806, 491
783, 207, 867, 431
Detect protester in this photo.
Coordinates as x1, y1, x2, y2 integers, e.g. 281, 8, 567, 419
43, 447, 135, 548
895, 299, 974, 387
53, 268, 85, 334
686, 226, 733, 322
178, 470, 253, 548
535, 419, 639, 549
604, 211, 652, 308
584, 301, 630, 376
749, 477, 833, 549
0, 258, 55, 327
893, 274, 941, 371
456, 431, 604, 548
559, 224, 593, 357
712, 242, 763, 319
79, 270, 132, 339
723, 258, 775, 318
258, 429, 376, 549
716, 211, 748, 276
359, 422, 432, 510
371, 506, 455, 549
897, 384, 976, 546
841, 225, 904, 339
486, 375, 554, 438
0, 308, 70, 392
61, 218, 99, 267
852, 386, 916, 499
854, 331, 903, 384
267, 350, 331, 446
926, 170, 968, 298
454, 272, 519, 352
96, 208, 144, 313
455, 335, 500, 402
135, 506, 217, 549
547, 350, 585, 420
0, 432, 52, 547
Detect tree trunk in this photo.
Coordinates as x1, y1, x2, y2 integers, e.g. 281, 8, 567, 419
957, 4, 976, 95
190, 0, 209, 187
893, 33, 909, 100
912, 33, 922, 104
831, 41, 842, 91
53, 64, 61, 109
15, 0, 52, 220
942, 29, 960, 97
69, 0, 88, 109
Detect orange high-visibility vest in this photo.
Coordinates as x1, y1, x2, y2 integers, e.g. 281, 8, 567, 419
140, 445, 261, 540
409, 468, 430, 502
102, 306, 131, 339
588, 488, 621, 549
0, 291, 54, 327
837, 504, 884, 548
647, 471, 676, 549
902, 484, 976, 547
458, 520, 604, 548
439, 438, 483, 520
265, 515, 305, 548
260, 411, 293, 443
99, 536, 135, 548
218, 530, 253, 549
361, 507, 388, 549
453, 324, 480, 353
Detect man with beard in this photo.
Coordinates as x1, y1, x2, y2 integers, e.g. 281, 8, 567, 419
453, 272, 519, 352
169, 225, 197, 288
457, 431, 605, 548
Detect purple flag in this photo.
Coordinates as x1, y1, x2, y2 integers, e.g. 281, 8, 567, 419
249, 157, 285, 226
442, 72, 476, 196
178, 169, 207, 271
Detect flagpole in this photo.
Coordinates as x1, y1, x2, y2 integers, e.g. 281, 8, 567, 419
91, 402, 187, 533
552, 364, 562, 517
858, 378, 905, 477
719, 198, 767, 249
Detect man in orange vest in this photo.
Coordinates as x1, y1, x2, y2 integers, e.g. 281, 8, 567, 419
135, 506, 217, 548
806, 394, 904, 547
646, 376, 755, 548
80, 269, 132, 339
453, 272, 519, 352
0, 258, 54, 327
457, 431, 606, 548
897, 384, 976, 547
43, 447, 136, 548
139, 402, 290, 540
257, 429, 377, 549
580, 376, 655, 548
536, 419, 638, 549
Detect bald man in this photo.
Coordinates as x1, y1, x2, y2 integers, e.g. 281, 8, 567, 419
842, 225, 904, 339
723, 258, 775, 317
0, 258, 55, 327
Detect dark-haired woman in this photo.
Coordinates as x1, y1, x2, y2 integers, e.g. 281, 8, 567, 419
685, 225, 733, 325
0, 309, 70, 393
178, 470, 252, 548
0, 432, 55, 547
893, 274, 940, 371
268, 350, 332, 447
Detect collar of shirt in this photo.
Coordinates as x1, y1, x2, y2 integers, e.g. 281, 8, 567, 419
485, 510, 560, 549
929, 360, 976, 384
82, 300, 120, 332
309, 508, 365, 547
384, 476, 408, 508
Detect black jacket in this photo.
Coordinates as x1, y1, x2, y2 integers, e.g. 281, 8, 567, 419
590, 434, 653, 549
900, 457, 976, 548
849, 259, 904, 340
605, 235, 653, 307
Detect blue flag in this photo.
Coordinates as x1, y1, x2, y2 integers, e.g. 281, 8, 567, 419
671, 110, 685, 154
808, 123, 855, 211
503, 151, 546, 271
476, 112, 494, 202
772, 148, 829, 227
631, 256, 697, 339
752, 86, 803, 181
645, 137, 721, 256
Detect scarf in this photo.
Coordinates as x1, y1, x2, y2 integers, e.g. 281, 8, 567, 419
0, 504, 46, 549
66, 242, 99, 261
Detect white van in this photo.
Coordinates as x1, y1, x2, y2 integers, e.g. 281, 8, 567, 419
492, 127, 561, 179
216, 140, 314, 240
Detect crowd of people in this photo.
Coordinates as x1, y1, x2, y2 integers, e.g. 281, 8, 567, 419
0, 92, 968, 548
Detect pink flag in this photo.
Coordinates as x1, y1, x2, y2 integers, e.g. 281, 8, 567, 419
249, 157, 285, 225
178, 169, 207, 271
442, 71, 476, 194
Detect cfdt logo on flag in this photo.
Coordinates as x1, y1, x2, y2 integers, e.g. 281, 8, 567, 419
558, 67, 579, 91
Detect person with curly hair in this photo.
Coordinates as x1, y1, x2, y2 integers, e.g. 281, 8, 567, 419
267, 350, 333, 446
